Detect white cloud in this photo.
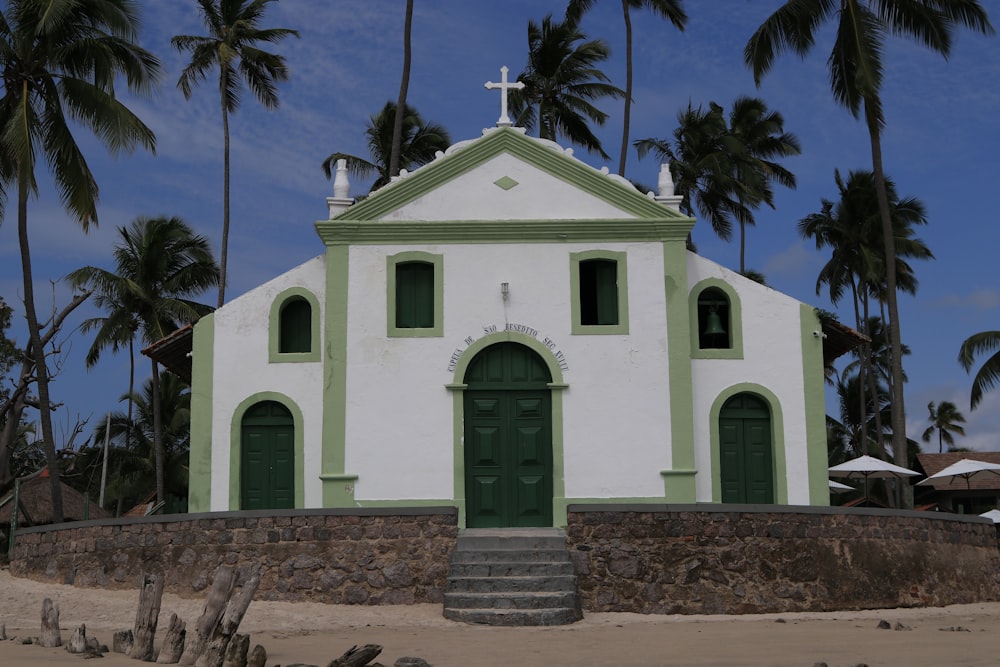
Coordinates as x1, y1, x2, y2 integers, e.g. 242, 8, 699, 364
932, 289, 1000, 311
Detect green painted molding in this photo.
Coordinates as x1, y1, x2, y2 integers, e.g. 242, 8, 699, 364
315, 218, 692, 246
386, 251, 444, 337
331, 127, 693, 222
663, 240, 696, 500
188, 314, 215, 513
228, 391, 306, 510
322, 245, 353, 506
569, 249, 629, 335
268, 286, 322, 363
800, 304, 830, 505
689, 277, 744, 359
708, 384, 788, 505
448, 331, 567, 528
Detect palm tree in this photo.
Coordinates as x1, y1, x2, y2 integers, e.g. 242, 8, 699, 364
68, 217, 218, 504
800, 170, 931, 456
745, 0, 994, 495
509, 14, 624, 159
322, 101, 451, 193
959, 330, 1000, 410
922, 401, 966, 453
635, 96, 800, 267
389, 0, 415, 179
565, 0, 687, 177
172, 0, 299, 308
0, 0, 160, 522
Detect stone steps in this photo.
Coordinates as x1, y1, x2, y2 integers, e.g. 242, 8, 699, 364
443, 528, 582, 626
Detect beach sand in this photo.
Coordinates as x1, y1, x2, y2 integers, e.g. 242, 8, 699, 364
1, 568, 997, 666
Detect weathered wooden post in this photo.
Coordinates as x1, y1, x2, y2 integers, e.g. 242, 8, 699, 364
179, 566, 236, 666
40, 597, 61, 647
156, 612, 187, 664
195, 565, 261, 667
131, 573, 166, 661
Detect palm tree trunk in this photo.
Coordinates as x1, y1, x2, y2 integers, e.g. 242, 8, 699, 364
866, 106, 910, 507
18, 165, 64, 523
389, 0, 413, 178
849, 277, 869, 455
618, 1, 634, 177
218, 99, 231, 309
152, 358, 165, 505
739, 219, 746, 274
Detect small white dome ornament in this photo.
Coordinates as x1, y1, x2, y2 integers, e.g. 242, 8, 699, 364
326, 158, 354, 218
654, 163, 683, 212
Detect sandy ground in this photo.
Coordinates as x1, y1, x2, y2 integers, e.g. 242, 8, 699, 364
1, 569, 998, 667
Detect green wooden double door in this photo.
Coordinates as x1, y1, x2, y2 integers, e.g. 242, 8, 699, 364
241, 401, 295, 510
464, 343, 553, 528
719, 394, 774, 504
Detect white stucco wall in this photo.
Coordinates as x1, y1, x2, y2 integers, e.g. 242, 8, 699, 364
208, 256, 327, 510
686, 255, 813, 504
344, 240, 674, 502
381, 153, 637, 221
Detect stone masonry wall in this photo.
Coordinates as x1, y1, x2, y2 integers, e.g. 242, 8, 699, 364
9, 508, 458, 605
566, 505, 1000, 615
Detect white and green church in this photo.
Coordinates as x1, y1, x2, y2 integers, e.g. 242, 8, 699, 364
185, 78, 845, 528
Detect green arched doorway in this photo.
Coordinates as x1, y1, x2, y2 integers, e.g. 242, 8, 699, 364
241, 401, 295, 510
464, 342, 553, 527
719, 393, 774, 504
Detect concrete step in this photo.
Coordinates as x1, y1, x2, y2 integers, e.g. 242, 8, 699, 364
443, 590, 579, 610
443, 607, 582, 626
447, 560, 576, 577
447, 574, 578, 594
453, 528, 568, 551
449, 548, 572, 564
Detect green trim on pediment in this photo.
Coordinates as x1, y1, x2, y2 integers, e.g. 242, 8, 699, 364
329, 127, 690, 223
316, 218, 693, 246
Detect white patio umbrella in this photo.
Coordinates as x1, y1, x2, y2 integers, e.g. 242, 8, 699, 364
828, 480, 854, 493
829, 455, 921, 505
916, 458, 1000, 512
978, 509, 1000, 523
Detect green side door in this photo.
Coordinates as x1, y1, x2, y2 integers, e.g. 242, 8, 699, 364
464, 343, 552, 528
241, 401, 295, 510
720, 394, 774, 504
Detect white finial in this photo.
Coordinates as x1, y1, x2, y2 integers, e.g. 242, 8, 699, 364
484, 65, 525, 128
654, 163, 683, 212
327, 158, 354, 217
658, 164, 675, 197
333, 159, 350, 199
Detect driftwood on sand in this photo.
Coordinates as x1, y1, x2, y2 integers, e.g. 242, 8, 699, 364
156, 613, 186, 664
179, 566, 236, 666
194, 565, 261, 667
40, 597, 61, 647
131, 572, 165, 661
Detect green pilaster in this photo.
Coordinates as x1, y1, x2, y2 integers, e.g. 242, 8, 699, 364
321, 245, 355, 506
188, 315, 215, 513
662, 240, 696, 501
801, 304, 830, 505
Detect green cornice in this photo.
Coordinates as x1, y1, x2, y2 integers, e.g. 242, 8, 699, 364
315, 218, 693, 246
332, 127, 692, 222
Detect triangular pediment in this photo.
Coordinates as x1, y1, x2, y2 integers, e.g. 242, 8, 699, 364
331, 127, 688, 223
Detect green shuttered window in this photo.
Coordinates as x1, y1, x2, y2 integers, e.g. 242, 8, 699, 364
279, 297, 312, 353
396, 261, 434, 328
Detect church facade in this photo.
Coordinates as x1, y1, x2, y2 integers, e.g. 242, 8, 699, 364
187, 124, 832, 527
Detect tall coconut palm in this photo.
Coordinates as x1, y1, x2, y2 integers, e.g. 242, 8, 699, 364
172, 0, 299, 308
800, 170, 931, 456
635, 96, 800, 268
389, 0, 415, 179
509, 14, 624, 159
0, 0, 160, 522
322, 101, 450, 193
922, 401, 966, 453
565, 0, 687, 177
959, 331, 1000, 410
68, 217, 218, 504
745, 0, 994, 496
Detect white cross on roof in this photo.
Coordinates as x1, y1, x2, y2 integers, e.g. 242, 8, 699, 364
484, 66, 524, 128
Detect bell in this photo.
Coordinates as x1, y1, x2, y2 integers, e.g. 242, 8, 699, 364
703, 308, 726, 337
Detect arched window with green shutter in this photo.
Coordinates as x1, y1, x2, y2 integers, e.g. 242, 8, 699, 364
279, 297, 311, 353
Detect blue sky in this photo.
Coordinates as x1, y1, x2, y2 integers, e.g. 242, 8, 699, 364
1, 1, 998, 453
